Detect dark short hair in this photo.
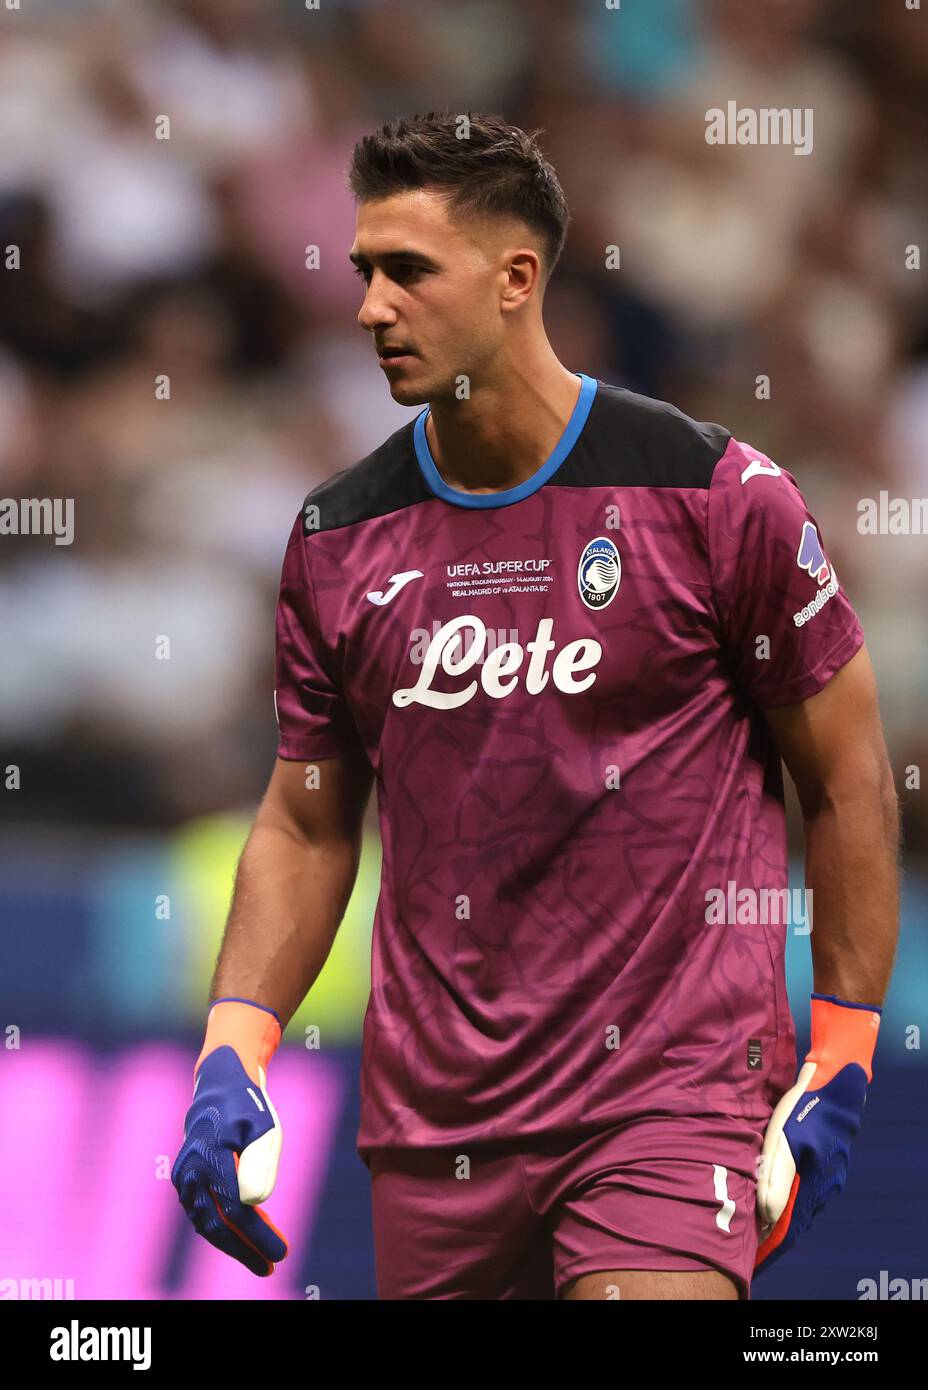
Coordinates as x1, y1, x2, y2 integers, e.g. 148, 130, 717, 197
347, 111, 570, 283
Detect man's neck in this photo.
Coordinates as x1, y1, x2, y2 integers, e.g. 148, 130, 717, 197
424, 358, 583, 494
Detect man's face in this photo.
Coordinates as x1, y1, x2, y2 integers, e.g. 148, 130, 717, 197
349, 189, 531, 406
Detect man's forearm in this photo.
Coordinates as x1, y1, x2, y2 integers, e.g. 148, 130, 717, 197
209, 821, 361, 1028
802, 771, 900, 1005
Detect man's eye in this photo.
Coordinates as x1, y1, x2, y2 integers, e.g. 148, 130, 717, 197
392, 264, 419, 281
353, 264, 423, 285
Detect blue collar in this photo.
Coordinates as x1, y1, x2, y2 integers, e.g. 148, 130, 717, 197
413, 372, 598, 509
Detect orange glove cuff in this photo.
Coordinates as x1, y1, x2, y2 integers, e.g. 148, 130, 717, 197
195, 998, 282, 1087
807, 993, 882, 1086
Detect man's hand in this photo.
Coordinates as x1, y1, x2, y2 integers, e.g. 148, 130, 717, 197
172, 999, 288, 1276
755, 993, 881, 1273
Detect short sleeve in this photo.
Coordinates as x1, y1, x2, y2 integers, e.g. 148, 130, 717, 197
274, 511, 362, 760
707, 438, 865, 709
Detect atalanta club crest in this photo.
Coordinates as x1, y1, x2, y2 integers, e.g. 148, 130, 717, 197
578, 536, 621, 610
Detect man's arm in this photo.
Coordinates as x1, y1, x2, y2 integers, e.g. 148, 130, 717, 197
752, 644, 899, 1273
763, 644, 900, 1004
210, 750, 375, 1028
171, 751, 373, 1276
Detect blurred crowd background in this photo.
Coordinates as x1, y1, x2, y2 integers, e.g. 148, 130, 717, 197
1, 0, 926, 1300
2, 0, 927, 843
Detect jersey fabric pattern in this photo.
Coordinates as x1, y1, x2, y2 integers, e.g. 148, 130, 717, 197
273, 374, 865, 1163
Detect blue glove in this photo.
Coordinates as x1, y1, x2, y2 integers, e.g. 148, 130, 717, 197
755, 992, 881, 1273
172, 998, 288, 1277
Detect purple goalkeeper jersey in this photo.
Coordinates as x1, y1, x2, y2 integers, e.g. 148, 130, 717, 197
273, 374, 865, 1160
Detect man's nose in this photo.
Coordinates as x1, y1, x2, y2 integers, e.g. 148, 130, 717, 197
357, 276, 397, 332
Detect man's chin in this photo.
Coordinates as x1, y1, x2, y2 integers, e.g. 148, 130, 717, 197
386, 377, 430, 407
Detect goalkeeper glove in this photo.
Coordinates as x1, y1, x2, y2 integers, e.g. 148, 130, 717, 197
172, 997, 288, 1276
755, 991, 881, 1273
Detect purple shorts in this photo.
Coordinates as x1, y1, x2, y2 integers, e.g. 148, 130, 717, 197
369, 1112, 766, 1300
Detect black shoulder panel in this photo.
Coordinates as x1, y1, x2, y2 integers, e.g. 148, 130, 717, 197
300, 419, 431, 536
298, 382, 731, 533
552, 381, 731, 491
